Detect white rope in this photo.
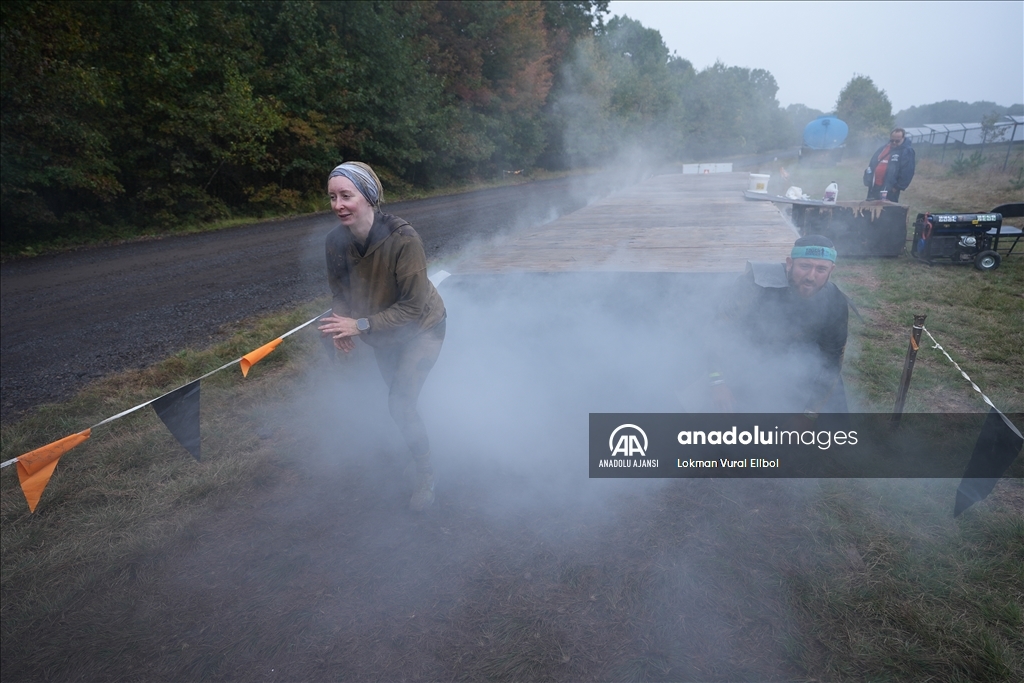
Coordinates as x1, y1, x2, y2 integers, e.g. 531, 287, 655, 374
88, 356, 242, 430
922, 326, 1022, 440
280, 309, 331, 339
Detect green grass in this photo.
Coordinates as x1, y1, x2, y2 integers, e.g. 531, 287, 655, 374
1, 301, 327, 601
752, 149, 1024, 414
836, 256, 1023, 413
790, 479, 1024, 682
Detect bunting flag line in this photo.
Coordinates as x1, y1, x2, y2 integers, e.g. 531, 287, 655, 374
240, 309, 332, 377
1, 309, 330, 512
920, 327, 1023, 516
151, 380, 202, 461
954, 408, 1024, 517
241, 338, 283, 377
15, 430, 92, 513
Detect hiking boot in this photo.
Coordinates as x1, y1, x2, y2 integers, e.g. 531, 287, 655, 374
409, 470, 435, 512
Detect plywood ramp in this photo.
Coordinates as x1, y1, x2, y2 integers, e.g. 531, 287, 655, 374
455, 172, 797, 274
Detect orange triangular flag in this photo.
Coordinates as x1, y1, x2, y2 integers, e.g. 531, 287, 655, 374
16, 429, 91, 512
240, 337, 283, 377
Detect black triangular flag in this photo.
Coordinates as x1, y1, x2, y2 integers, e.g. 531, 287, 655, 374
151, 380, 201, 461
954, 409, 1023, 516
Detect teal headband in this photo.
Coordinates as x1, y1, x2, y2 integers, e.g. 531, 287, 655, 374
791, 245, 837, 262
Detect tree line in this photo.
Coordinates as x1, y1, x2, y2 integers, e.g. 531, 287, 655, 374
1, 1, 889, 247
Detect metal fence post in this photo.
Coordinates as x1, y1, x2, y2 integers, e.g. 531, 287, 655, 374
1005, 121, 1020, 171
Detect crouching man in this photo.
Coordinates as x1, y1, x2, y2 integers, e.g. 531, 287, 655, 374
708, 235, 849, 416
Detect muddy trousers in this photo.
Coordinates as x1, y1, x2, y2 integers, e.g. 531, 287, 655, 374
372, 318, 446, 470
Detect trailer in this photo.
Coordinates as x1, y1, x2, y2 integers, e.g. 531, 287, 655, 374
456, 173, 797, 275
743, 191, 908, 257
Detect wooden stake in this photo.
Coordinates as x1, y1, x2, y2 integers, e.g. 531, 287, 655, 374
892, 314, 927, 425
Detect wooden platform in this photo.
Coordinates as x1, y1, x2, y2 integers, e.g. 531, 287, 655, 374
455, 173, 797, 274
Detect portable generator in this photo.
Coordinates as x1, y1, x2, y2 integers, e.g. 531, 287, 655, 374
912, 212, 1004, 270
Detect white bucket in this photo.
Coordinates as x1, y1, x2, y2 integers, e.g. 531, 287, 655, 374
748, 173, 770, 194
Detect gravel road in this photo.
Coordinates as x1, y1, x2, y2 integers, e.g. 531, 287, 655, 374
1, 175, 614, 422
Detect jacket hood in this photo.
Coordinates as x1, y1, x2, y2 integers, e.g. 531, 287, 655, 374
361, 213, 409, 257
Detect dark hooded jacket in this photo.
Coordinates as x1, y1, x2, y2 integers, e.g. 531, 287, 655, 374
715, 262, 849, 413
325, 212, 445, 348
863, 139, 916, 193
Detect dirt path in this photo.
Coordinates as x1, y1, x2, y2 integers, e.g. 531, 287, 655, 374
0, 176, 612, 422
16, 459, 811, 682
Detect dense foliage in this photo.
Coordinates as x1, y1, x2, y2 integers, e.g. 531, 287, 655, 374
834, 75, 893, 145
3, 1, 810, 247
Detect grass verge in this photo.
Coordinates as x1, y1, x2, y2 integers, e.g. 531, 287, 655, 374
835, 255, 1023, 413
1, 302, 328, 659
1, 168, 584, 260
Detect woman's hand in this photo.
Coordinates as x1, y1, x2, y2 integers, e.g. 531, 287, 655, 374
319, 313, 360, 352
333, 336, 355, 352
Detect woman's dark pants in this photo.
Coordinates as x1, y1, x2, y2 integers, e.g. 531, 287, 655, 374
372, 319, 445, 470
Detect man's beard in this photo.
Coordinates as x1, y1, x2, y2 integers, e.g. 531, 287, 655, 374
788, 271, 828, 298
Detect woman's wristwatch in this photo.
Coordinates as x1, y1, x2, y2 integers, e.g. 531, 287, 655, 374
356, 318, 370, 332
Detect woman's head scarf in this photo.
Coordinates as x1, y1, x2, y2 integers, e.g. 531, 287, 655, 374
328, 162, 384, 208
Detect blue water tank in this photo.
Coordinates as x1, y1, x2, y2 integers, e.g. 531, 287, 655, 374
803, 116, 849, 149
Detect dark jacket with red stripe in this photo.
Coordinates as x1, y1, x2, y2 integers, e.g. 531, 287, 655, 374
864, 139, 916, 194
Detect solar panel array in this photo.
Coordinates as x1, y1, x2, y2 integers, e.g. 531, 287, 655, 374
903, 116, 1024, 146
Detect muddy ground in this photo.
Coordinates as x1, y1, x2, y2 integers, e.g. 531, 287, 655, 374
7, 462, 821, 681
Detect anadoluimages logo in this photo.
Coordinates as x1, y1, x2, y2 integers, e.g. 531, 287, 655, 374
609, 424, 648, 457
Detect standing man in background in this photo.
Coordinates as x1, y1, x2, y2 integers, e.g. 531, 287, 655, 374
864, 128, 916, 202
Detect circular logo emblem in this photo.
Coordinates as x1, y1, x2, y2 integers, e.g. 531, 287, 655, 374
609, 424, 648, 457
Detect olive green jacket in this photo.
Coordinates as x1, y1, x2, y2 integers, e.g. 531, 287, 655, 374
325, 213, 445, 347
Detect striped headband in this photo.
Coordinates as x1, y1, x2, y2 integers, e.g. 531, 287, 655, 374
328, 163, 382, 207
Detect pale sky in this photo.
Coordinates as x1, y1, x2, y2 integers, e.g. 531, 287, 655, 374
606, 1, 1024, 113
